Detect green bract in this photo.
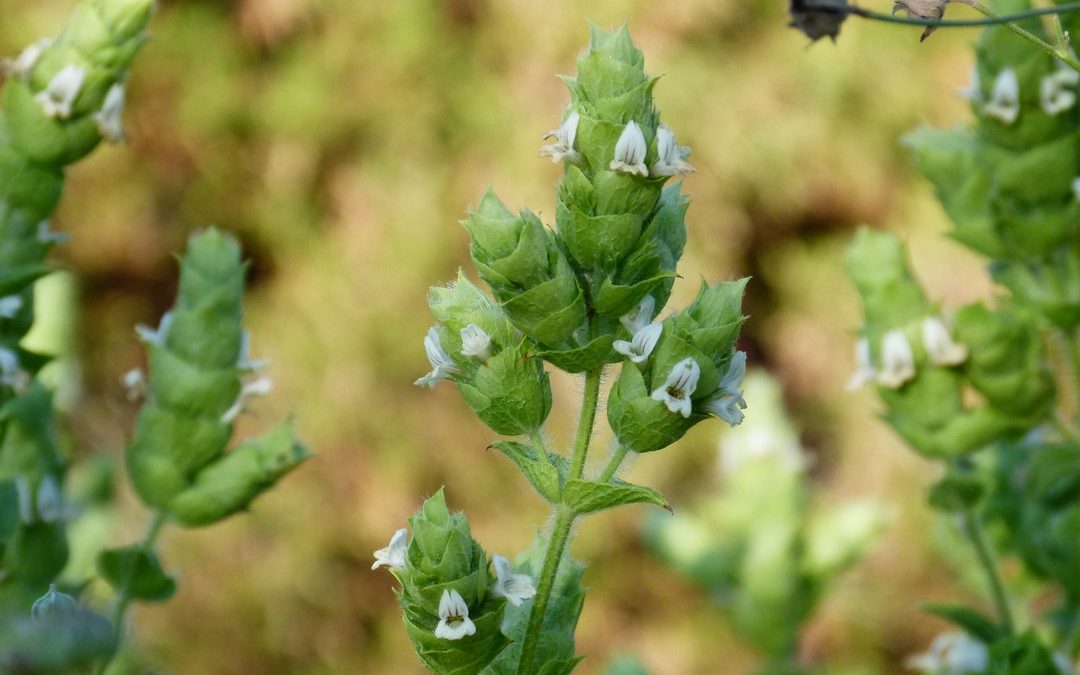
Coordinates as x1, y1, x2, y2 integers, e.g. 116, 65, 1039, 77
396, 490, 509, 675
126, 229, 309, 526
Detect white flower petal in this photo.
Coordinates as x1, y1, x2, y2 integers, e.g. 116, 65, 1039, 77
619, 295, 655, 335
371, 527, 408, 570
957, 65, 981, 102
614, 323, 662, 364
650, 357, 700, 418
221, 376, 273, 423
650, 125, 694, 177
491, 554, 536, 607
610, 120, 648, 177
435, 589, 476, 640
921, 317, 967, 366
35, 475, 65, 523
846, 338, 877, 391
122, 367, 146, 401
877, 329, 915, 389
34, 64, 86, 119
0, 295, 23, 319
983, 68, 1020, 125
4, 39, 51, 79
416, 326, 460, 388
94, 83, 126, 143
460, 323, 493, 360
539, 111, 581, 164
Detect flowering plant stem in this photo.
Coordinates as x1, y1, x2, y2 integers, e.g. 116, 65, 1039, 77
959, 0, 1080, 72
597, 445, 630, 483
95, 511, 168, 675
959, 502, 1015, 635
516, 366, 602, 675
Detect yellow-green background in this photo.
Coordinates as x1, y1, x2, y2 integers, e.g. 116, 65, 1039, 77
0, 0, 1005, 672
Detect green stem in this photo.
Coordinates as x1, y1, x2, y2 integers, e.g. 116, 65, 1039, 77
96, 511, 168, 675
964, 0, 1080, 72
596, 444, 630, 483
568, 368, 602, 481
516, 367, 602, 675
960, 507, 1015, 634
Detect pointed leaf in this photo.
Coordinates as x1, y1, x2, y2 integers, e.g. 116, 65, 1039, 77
97, 545, 176, 603
921, 603, 1003, 643
491, 441, 561, 502
563, 478, 670, 515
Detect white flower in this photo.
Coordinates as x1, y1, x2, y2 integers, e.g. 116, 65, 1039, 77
435, 589, 476, 640
609, 120, 648, 177
237, 331, 269, 372
371, 528, 408, 571
35, 475, 65, 523
539, 111, 581, 164
1073, 176, 1080, 201
0, 295, 23, 319
846, 338, 877, 391
460, 323, 492, 360
0, 347, 28, 391
135, 311, 174, 348
905, 632, 988, 674
982, 68, 1020, 125
613, 322, 662, 364
921, 317, 967, 366
34, 64, 86, 120
36, 221, 68, 245
877, 329, 916, 389
650, 125, 694, 177
1053, 652, 1076, 675
415, 326, 460, 389
619, 295, 655, 335
957, 65, 981, 103
706, 351, 747, 426
1040, 67, 1080, 115
3, 39, 51, 79
651, 357, 700, 418
490, 554, 536, 607
122, 367, 146, 401
221, 376, 273, 423
94, 83, 126, 143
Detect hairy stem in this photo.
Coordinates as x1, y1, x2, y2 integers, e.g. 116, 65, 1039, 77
963, 0, 1080, 72
960, 507, 1015, 634
96, 511, 168, 675
596, 444, 630, 483
516, 366, 602, 675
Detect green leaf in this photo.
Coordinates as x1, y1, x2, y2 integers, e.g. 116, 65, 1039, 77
921, 603, 1003, 643
491, 441, 562, 502
0, 480, 20, 541
97, 545, 176, 603
927, 474, 986, 513
562, 479, 670, 515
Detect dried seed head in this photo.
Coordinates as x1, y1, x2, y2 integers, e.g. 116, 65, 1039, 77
788, 0, 849, 43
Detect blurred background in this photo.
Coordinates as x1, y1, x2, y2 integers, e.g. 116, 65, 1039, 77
0, 0, 1003, 672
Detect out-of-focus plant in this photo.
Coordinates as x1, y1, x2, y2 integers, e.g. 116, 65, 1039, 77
844, 2, 1080, 672
0, 2, 307, 672
372, 24, 750, 675
644, 373, 885, 675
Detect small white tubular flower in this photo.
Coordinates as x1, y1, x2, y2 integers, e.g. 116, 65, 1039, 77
135, 311, 174, 348
706, 351, 748, 426
237, 331, 269, 372
1040, 67, 1080, 115
609, 120, 648, 177
1074, 177, 1080, 201
650, 125, 694, 177
35, 475, 65, 523
846, 338, 877, 391
94, 83, 126, 143
957, 65, 981, 102
982, 68, 1020, 125
651, 357, 700, 418
435, 589, 476, 641
371, 527, 408, 571
4, 39, 51, 79
490, 554, 536, 607
921, 317, 967, 366
221, 376, 273, 424
613, 322, 662, 364
459, 323, 493, 360
539, 111, 581, 164
0, 295, 23, 319
905, 632, 988, 674
34, 64, 87, 120
877, 329, 916, 389
620, 295, 656, 335
36, 221, 68, 245
415, 326, 461, 389
122, 368, 146, 401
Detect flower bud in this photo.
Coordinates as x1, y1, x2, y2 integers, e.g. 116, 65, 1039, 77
126, 230, 307, 525
463, 189, 586, 346
395, 489, 510, 674
31, 583, 76, 619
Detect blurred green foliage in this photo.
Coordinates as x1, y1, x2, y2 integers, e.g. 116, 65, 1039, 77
0, 0, 1000, 672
